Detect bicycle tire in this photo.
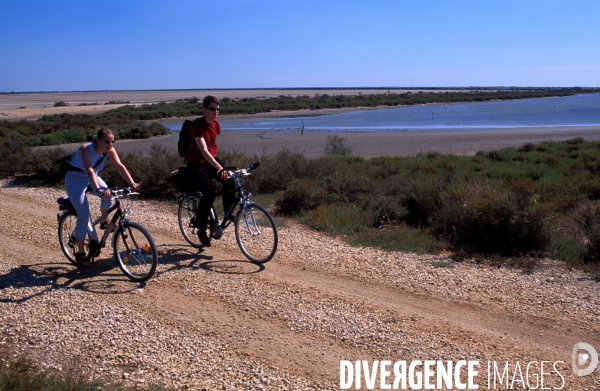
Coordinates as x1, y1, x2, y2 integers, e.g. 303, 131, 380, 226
178, 193, 203, 247
57, 210, 87, 265
235, 204, 278, 264
112, 221, 158, 282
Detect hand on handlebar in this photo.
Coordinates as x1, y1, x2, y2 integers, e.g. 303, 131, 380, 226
97, 187, 111, 198
217, 168, 229, 181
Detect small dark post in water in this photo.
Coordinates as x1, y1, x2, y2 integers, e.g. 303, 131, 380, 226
301, 122, 304, 135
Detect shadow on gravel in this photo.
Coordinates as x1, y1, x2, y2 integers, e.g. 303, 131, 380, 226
153, 245, 212, 271
0, 258, 145, 303
198, 259, 265, 275
153, 244, 265, 275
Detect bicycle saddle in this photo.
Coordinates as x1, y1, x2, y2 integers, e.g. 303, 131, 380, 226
57, 197, 75, 211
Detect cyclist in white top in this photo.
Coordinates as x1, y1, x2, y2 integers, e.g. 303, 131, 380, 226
64, 128, 140, 267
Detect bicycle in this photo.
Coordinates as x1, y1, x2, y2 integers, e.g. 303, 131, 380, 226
176, 162, 278, 264
56, 187, 158, 282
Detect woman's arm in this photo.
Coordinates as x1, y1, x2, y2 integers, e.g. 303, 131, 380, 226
107, 148, 139, 189
79, 144, 103, 191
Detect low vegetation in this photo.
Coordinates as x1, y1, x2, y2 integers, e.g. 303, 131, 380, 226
3, 132, 600, 277
0, 116, 169, 147
0, 356, 170, 391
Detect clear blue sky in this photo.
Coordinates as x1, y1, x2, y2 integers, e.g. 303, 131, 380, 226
1, 0, 599, 92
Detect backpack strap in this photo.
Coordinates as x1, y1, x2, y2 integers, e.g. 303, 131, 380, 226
93, 152, 107, 169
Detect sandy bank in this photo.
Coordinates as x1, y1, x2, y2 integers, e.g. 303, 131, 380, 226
41, 126, 600, 159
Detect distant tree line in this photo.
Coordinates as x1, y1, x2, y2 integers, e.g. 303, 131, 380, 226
89, 87, 600, 119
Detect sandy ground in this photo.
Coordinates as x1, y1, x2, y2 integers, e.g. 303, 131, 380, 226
6, 89, 600, 158
41, 126, 600, 160
1, 184, 599, 390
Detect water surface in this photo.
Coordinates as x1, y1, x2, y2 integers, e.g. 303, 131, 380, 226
165, 94, 600, 132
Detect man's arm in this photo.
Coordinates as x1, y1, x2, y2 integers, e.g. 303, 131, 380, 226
194, 136, 228, 180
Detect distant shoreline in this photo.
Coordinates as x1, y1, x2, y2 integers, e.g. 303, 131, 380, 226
13, 89, 600, 159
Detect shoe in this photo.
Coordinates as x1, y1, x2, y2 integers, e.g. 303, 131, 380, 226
75, 252, 93, 268
99, 222, 116, 232
210, 220, 223, 240
197, 230, 211, 247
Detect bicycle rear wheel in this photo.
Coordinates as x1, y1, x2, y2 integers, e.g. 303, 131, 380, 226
235, 204, 278, 264
113, 221, 157, 282
57, 210, 87, 265
178, 193, 202, 247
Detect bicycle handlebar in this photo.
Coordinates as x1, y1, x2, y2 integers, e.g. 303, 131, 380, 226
96, 181, 141, 199
221, 162, 261, 179
113, 187, 139, 198
94, 187, 138, 199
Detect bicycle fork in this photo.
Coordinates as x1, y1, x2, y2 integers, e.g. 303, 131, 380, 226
240, 201, 261, 236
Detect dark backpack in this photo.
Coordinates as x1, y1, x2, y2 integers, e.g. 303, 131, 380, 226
178, 117, 203, 158
170, 165, 198, 192
57, 151, 107, 176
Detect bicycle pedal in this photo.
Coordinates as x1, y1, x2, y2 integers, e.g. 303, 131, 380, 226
210, 223, 223, 240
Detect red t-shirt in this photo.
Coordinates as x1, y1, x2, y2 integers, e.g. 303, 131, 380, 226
186, 117, 220, 163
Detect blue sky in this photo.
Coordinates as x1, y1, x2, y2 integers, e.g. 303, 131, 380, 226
1, 0, 599, 92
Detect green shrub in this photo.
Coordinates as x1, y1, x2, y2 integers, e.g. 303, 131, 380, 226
303, 203, 370, 234
0, 356, 172, 391
275, 178, 324, 216
346, 224, 446, 254
324, 135, 353, 156
101, 144, 182, 200
550, 234, 587, 263
0, 136, 30, 178
249, 149, 310, 193
60, 128, 87, 144
400, 178, 444, 227
433, 183, 550, 255
21, 147, 66, 186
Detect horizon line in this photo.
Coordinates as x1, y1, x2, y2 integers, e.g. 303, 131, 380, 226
2, 86, 599, 95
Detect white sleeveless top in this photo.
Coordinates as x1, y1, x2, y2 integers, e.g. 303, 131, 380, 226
69, 142, 106, 174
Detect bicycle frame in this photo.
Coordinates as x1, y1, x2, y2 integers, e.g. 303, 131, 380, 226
177, 162, 278, 262
58, 187, 158, 281
87, 198, 125, 248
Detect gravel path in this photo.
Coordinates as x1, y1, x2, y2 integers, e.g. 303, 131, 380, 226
0, 181, 599, 390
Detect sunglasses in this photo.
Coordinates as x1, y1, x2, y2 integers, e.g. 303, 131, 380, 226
206, 107, 220, 112
103, 139, 115, 144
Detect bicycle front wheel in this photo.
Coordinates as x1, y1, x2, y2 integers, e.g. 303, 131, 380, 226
235, 204, 278, 264
113, 221, 158, 282
178, 193, 202, 248
58, 210, 86, 265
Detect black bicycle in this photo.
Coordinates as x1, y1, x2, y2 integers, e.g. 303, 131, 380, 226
177, 162, 278, 264
57, 187, 158, 282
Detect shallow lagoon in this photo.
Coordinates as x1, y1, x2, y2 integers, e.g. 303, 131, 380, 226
166, 93, 600, 132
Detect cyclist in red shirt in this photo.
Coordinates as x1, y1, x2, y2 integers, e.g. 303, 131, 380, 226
186, 96, 235, 247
